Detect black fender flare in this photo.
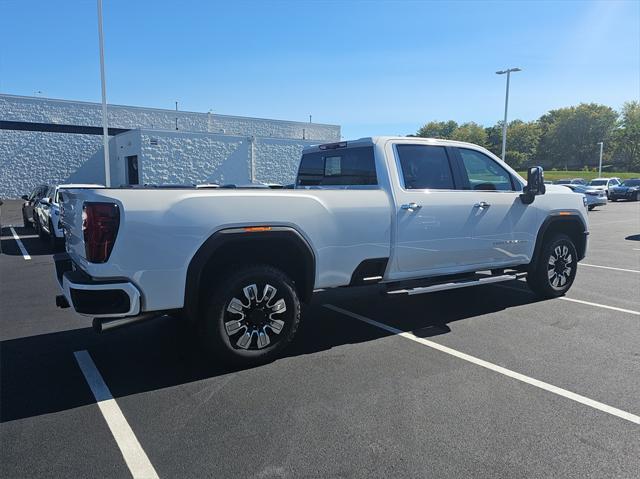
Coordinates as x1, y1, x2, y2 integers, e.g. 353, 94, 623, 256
530, 213, 588, 270
184, 226, 316, 320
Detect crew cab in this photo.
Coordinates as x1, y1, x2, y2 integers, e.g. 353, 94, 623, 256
54, 137, 589, 365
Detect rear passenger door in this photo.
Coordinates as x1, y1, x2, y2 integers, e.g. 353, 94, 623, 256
451, 147, 537, 266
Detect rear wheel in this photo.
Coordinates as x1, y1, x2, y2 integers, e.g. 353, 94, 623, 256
36, 216, 46, 241
48, 220, 63, 251
636, 191, 640, 202
527, 234, 578, 299
22, 211, 31, 229
200, 264, 301, 366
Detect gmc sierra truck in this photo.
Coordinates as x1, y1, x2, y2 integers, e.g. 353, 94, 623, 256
54, 137, 589, 365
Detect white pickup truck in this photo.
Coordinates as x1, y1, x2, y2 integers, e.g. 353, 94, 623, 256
55, 137, 588, 365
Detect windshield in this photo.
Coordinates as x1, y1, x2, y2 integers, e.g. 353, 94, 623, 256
621, 179, 640, 186
589, 180, 607, 186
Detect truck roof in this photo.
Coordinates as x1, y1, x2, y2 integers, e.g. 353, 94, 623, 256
302, 136, 491, 154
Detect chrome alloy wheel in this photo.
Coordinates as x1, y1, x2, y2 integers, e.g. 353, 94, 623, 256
224, 284, 287, 350
547, 245, 573, 290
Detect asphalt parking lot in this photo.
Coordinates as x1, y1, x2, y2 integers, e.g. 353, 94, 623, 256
1, 199, 639, 478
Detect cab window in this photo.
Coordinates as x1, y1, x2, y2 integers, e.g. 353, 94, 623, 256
396, 145, 455, 190
457, 148, 515, 191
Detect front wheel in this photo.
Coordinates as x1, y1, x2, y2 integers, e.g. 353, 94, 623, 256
527, 234, 578, 299
200, 265, 301, 366
636, 191, 640, 202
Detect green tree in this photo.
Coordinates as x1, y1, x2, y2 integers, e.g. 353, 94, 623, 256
416, 120, 458, 139
484, 120, 540, 168
536, 103, 618, 170
450, 122, 487, 146
504, 120, 541, 169
611, 101, 640, 171
485, 123, 503, 157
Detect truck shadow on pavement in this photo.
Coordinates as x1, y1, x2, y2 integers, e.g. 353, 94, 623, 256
1, 283, 543, 424
1, 225, 57, 256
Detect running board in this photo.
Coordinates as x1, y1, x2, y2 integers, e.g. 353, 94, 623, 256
387, 273, 526, 296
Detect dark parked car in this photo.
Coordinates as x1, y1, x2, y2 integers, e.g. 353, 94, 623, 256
609, 179, 640, 202
21, 184, 49, 228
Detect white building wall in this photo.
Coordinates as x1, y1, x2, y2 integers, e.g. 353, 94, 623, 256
109, 129, 318, 187
0, 94, 340, 197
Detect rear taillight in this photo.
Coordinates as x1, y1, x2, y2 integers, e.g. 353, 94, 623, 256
83, 202, 120, 263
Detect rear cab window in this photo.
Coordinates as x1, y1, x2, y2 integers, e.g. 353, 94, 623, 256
297, 146, 377, 186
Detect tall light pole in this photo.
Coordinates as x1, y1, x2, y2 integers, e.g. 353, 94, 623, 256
97, 0, 110, 186
496, 67, 522, 161
597, 141, 604, 176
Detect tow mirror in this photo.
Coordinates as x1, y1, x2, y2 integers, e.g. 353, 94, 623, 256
521, 166, 545, 204
21, 195, 29, 201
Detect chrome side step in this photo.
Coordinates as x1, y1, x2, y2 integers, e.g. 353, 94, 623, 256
387, 273, 525, 296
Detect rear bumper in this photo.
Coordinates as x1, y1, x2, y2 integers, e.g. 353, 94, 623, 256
587, 196, 607, 206
54, 253, 141, 318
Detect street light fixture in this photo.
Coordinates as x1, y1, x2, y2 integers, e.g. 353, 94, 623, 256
496, 67, 522, 161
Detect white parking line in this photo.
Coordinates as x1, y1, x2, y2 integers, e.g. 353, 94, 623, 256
9, 226, 31, 260
74, 351, 159, 479
324, 304, 640, 425
495, 283, 640, 316
559, 297, 640, 316
581, 263, 640, 274
0, 234, 38, 240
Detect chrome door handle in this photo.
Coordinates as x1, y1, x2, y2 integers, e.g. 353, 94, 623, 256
474, 201, 491, 209
401, 202, 421, 211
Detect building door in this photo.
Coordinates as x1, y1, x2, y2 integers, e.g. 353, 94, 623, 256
126, 155, 139, 185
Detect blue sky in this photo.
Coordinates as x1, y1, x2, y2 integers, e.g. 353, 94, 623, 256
0, 0, 638, 139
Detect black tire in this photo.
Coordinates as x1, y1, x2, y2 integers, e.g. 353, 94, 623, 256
527, 234, 578, 299
22, 211, 31, 229
48, 220, 63, 251
36, 217, 46, 241
200, 264, 301, 366
588, 205, 595, 211
636, 191, 640, 202
610, 198, 617, 202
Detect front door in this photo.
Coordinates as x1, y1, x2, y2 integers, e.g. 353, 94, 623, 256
453, 147, 537, 266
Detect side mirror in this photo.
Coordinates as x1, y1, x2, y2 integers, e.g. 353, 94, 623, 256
40, 197, 50, 205
21, 195, 29, 201
521, 166, 546, 204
